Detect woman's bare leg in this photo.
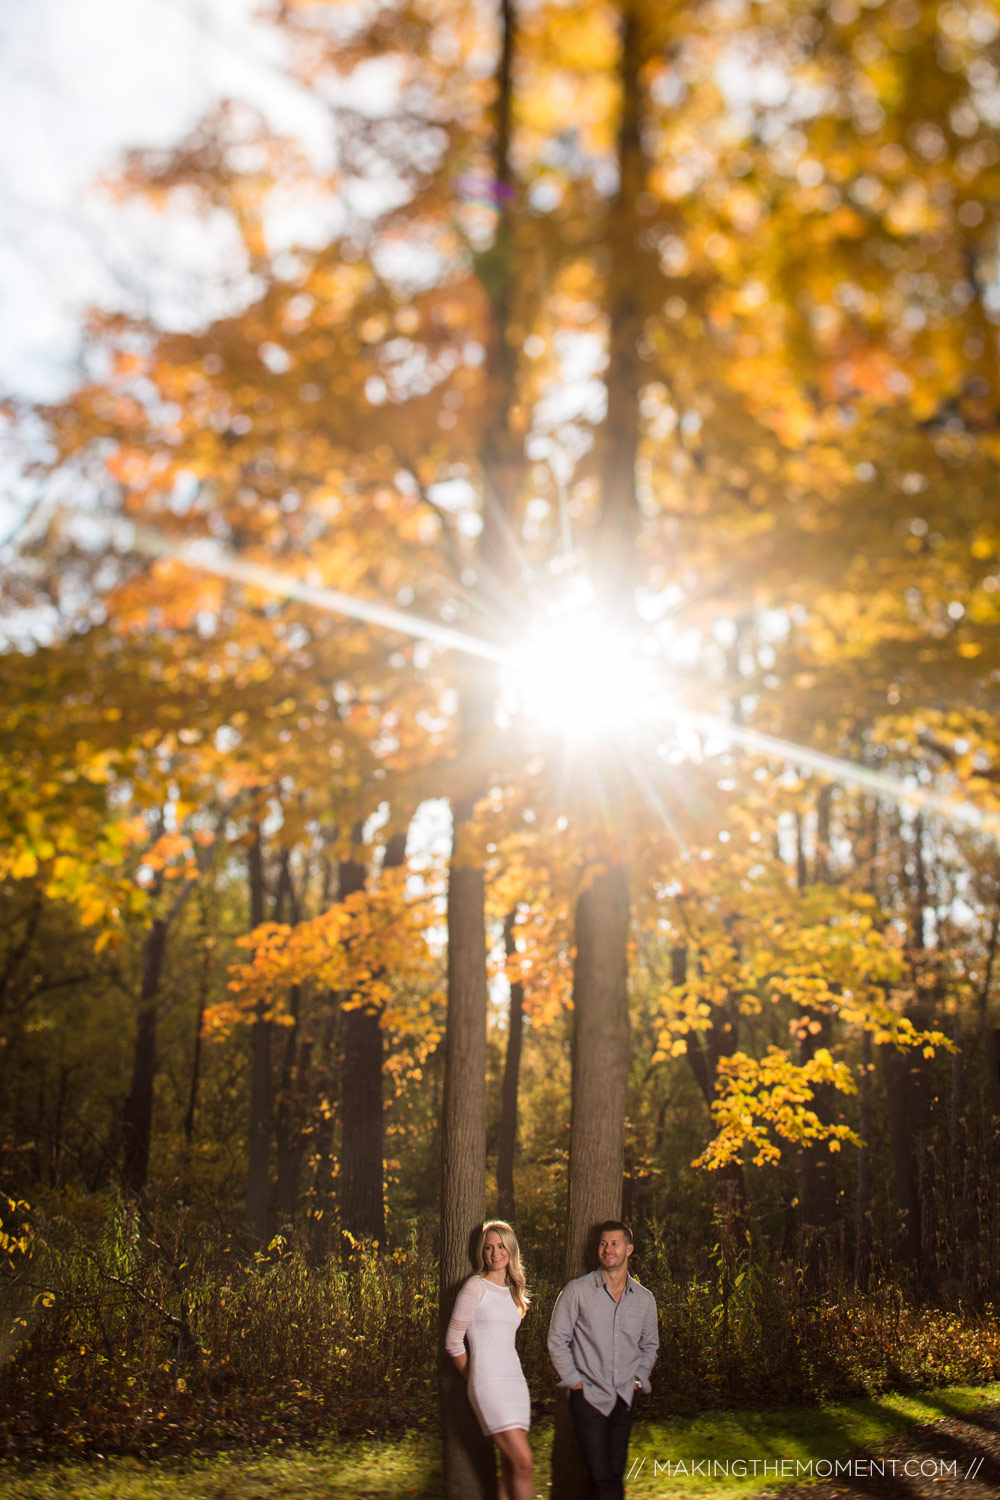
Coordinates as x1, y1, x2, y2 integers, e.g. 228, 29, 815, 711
493, 1428, 533, 1500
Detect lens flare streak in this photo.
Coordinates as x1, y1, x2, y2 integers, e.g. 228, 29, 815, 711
124, 522, 998, 845
128, 524, 504, 663
669, 710, 1000, 842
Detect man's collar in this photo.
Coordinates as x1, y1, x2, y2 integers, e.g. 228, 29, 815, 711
594, 1268, 634, 1293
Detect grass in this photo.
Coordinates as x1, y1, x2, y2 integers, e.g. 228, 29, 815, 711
630, 1381, 1000, 1496
1, 1383, 998, 1500
0, 1436, 441, 1500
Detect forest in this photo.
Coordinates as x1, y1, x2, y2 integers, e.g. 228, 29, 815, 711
2, 0, 1000, 1496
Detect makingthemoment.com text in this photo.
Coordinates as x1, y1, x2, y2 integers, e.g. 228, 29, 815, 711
632, 1457, 983, 1481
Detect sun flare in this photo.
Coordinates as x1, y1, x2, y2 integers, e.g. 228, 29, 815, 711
503, 610, 653, 742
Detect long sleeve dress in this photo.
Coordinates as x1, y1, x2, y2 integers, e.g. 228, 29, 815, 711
444, 1275, 531, 1436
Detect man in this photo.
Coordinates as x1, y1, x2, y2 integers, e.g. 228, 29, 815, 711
547, 1221, 659, 1500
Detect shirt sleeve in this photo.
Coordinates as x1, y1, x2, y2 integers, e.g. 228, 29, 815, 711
547, 1282, 586, 1390
444, 1277, 483, 1357
634, 1291, 659, 1392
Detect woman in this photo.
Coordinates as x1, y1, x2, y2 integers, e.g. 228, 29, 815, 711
444, 1220, 534, 1500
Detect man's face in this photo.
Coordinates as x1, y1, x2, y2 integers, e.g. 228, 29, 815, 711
598, 1230, 633, 1272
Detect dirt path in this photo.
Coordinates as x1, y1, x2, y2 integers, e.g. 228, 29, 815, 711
758, 1404, 1000, 1500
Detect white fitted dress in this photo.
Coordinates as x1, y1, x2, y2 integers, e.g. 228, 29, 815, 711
444, 1275, 531, 1435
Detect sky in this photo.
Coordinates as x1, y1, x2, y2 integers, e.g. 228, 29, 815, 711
0, 0, 329, 401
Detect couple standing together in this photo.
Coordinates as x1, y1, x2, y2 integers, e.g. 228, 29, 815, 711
445, 1219, 659, 1500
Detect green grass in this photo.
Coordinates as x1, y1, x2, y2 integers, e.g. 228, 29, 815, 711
630, 1382, 1000, 1498
0, 1437, 441, 1500
2, 1384, 998, 1500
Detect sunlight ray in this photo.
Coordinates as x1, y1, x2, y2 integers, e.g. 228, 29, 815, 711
669, 710, 1000, 843
128, 523, 505, 663
123, 522, 999, 845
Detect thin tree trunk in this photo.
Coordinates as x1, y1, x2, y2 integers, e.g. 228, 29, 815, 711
308, 1003, 339, 1263
978, 911, 1000, 1159
339, 828, 408, 1247
305, 827, 367, 1257
496, 909, 525, 1221
881, 1042, 921, 1269
274, 983, 304, 1222
854, 1030, 873, 1290
246, 825, 273, 1244
949, 1017, 965, 1282
123, 878, 195, 1196
270, 851, 306, 1225
182, 889, 212, 1147
799, 1007, 838, 1286
918, 1127, 938, 1295
677, 947, 748, 1222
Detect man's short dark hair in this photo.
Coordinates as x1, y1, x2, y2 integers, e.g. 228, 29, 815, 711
598, 1219, 633, 1245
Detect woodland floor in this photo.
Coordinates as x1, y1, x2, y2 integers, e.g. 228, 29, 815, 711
752, 1404, 1000, 1500
1, 1390, 999, 1499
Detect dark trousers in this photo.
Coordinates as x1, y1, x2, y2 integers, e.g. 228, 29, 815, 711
568, 1389, 635, 1500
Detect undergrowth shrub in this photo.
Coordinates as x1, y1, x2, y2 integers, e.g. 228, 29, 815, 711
2, 1197, 999, 1459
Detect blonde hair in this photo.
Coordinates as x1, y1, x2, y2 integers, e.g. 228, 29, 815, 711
476, 1219, 529, 1315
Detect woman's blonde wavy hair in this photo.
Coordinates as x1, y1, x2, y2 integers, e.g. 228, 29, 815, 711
476, 1219, 529, 1315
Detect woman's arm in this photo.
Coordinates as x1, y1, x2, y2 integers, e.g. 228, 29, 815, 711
444, 1277, 482, 1377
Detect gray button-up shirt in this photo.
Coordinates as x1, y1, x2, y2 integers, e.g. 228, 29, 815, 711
547, 1270, 659, 1416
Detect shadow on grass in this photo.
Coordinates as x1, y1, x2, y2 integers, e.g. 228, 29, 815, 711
627, 1385, 1000, 1497
2, 1386, 999, 1500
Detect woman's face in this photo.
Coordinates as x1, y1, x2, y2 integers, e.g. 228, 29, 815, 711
483, 1230, 510, 1274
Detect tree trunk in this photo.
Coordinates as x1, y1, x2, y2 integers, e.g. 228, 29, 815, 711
122, 927, 165, 1195
440, 793, 496, 1500
679, 943, 748, 1225
246, 825, 273, 1244
815, 783, 832, 882
565, 862, 630, 1277
271, 852, 306, 1225
854, 1029, 873, 1290
551, 5, 653, 1488
553, 859, 631, 1500
308, 1003, 339, 1264
799, 1008, 838, 1286
182, 890, 212, 1147
274, 984, 305, 1222
496, 909, 525, 1222
301, 827, 368, 1258
918, 1127, 938, 1296
123, 878, 195, 1195
438, 0, 518, 1484
978, 911, 1000, 1165
338, 824, 396, 1248
880, 1042, 921, 1269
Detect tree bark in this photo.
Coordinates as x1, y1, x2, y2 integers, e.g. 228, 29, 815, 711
182, 889, 212, 1147
438, 0, 518, 1488
565, 862, 630, 1278
122, 879, 196, 1196
305, 827, 367, 1256
552, 9, 650, 1492
245, 825, 273, 1244
918, 1127, 938, 1296
880, 1041, 922, 1270
854, 1029, 873, 1290
977, 911, 1000, 1168
440, 793, 496, 1500
274, 984, 306, 1222
339, 827, 408, 1247
496, 909, 525, 1222
798, 1008, 838, 1285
